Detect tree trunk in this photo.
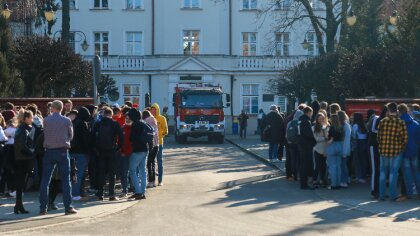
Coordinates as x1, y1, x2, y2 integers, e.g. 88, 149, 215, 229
62, 0, 70, 43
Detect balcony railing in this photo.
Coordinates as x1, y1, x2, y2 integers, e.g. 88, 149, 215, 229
83, 55, 309, 71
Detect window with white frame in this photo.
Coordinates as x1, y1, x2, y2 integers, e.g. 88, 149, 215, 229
123, 84, 141, 105
94, 0, 108, 8
242, 32, 257, 56
126, 0, 143, 9
183, 0, 200, 8
126, 32, 142, 55
183, 30, 200, 55
242, 0, 257, 10
307, 32, 317, 56
275, 32, 290, 56
94, 32, 109, 56
275, 0, 292, 10
242, 84, 259, 114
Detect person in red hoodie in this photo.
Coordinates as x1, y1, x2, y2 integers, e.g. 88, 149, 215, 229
119, 114, 133, 197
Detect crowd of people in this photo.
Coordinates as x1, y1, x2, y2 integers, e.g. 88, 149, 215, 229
260, 101, 420, 201
0, 99, 168, 215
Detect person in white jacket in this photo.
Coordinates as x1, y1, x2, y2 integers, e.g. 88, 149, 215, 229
339, 111, 352, 187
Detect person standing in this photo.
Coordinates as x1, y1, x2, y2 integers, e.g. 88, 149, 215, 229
151, 103, 168, 186
127, 108, 149, 200
312, 113, 330, 187
238, 110, 249, 139
352, 113, 369, 184
0, 119, 17, 197
120, 115, 133, 197
62, 100, 73, 116
326, 114, 345, 190
286, 110, 304, 181
92, 107, 123, 201
264, 105, 285, 162
377, 102, 408, 201
398, 104, 420, 200
257, 109, 265, 137
70, 107, 91, 201
339, 111, 352, 188
40, 100, 77, 215
297, 107, 316, 189
143, 110, 159, 188
13, 110, 35, 214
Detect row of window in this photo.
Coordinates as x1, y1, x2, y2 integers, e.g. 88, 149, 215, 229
65, 0, 321, 11
84, 31, 318, 56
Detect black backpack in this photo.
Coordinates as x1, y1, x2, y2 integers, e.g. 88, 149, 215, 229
140, 121, 155, 146
95, 121, 117, 150
286, 120, 300, 144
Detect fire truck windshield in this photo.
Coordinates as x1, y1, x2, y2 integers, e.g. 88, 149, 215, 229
181, 94, 222, 108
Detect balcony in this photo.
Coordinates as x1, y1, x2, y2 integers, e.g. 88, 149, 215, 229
83, 55, 309, 72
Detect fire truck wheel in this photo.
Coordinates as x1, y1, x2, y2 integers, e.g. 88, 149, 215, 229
217, 135, 224, 144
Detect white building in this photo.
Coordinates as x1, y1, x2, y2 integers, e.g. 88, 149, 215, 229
51, 0, 324, 133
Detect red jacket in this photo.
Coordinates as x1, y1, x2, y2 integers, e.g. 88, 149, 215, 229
121, 124, 133, 157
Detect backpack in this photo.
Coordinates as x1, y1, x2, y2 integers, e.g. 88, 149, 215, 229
140, 121, 155, 146
286, 120, 300, 144
95, 121, 117, 150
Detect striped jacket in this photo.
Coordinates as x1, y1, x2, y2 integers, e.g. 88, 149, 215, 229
377, 115, 408, 157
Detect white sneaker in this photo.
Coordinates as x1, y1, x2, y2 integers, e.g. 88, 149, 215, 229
10, 191, 16, 198
358, 179, 366, 184
158, 182, 163, 186
340, 183, 348, 188
72, 196, 82, 201
146, 182, 154, 188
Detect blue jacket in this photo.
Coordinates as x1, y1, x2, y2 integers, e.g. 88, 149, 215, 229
400, 113, 420, 158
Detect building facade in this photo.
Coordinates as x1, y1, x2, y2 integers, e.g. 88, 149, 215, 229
51, 0, 323, 133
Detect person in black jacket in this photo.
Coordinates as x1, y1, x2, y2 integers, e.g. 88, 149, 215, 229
264, 105, 285, 162
70, 107, 91, 200
13, 110, 35, 214
297, 106, 317, 190
92, 107, 123, 201
127, 108, 150, 200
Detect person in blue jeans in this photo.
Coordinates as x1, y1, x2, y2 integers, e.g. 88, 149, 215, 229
338, 111, 351, 188
70, 107, 91, 201
127, 108, 149, 200
352, 113, 369, 184
40, 100, 77, 215
377, 103, 408, 201
399, 104, 420, 199
326, 114, 345, 190
263, 105, 285, 162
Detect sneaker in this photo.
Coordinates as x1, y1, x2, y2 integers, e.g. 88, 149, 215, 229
119, 193, 128, 198
128, 193, 138, 199
158, 182, 163, 186
9, 191, 16, 198
147, 182, 154, 188
134, 194, 146, 200
358, 179, 367, 184
97, 196, 104, 201
153, 182, 156, 187
340, 183, 348, 188
65, 207, 78, 215
395, 196, 408, 202
72, 196, 82, 201
48, 203, 58, 211
109, 196, 119, 201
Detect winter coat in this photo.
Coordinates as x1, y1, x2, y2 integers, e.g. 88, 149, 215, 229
92, 117, 123, 151
151, 103, 168, 145
14, 124, 35, 161
70, 107, 91, 154
130, 120, 149, 153
400, 113, 420, 158
312, 125, 330, 155
144, 116, 159, 147
297, 115, 316, 147
263, 111, 285, 144
121, 124, 133, 157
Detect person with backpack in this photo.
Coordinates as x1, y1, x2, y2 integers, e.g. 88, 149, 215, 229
127, 108, 153, 200
312, 112, 330, 187
143, 110, 159, 188
92, 107, 123, 201
297, 107, 317, 189
286, 110, 304, 180
264, 105, 285, 163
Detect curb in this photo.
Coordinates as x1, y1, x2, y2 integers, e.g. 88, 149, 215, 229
225, 138, 283, 173
0, 198, 139, 234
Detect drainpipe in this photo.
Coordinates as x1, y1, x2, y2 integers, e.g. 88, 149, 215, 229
152, 0, 155, 55
230, 75, 234, 123
148, 74, 152, 99
229, 0, 232, 56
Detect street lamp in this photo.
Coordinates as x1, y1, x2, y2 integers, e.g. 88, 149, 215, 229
301, 33, 310, 50
54, 30, 90, 52
1, 3, 11, 19
389, 10, 398, 26
44, 2, 55, 22
346, 9, 357, 26
81, 39, 89, 52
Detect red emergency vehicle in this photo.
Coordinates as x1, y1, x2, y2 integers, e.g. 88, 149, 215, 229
345, 98, 420, 118
172, 85, 230, 144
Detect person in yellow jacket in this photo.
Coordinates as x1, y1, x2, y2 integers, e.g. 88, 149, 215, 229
150, 103, 168, 186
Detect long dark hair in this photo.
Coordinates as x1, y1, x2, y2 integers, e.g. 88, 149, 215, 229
314, 113, 326, 133
330, 114, 344, 135
353, 112, 367, 134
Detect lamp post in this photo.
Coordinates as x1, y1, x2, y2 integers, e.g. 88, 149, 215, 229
301, 33, 310, 50
53, 30, 89, 52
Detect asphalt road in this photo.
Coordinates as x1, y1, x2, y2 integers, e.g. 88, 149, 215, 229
14, 138, 420, 236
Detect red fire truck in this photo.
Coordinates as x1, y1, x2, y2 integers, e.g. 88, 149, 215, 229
172, 85, 230, 144
345, 98, 420, 119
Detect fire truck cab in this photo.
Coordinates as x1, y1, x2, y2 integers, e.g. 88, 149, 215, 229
172, 85, 230, 144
